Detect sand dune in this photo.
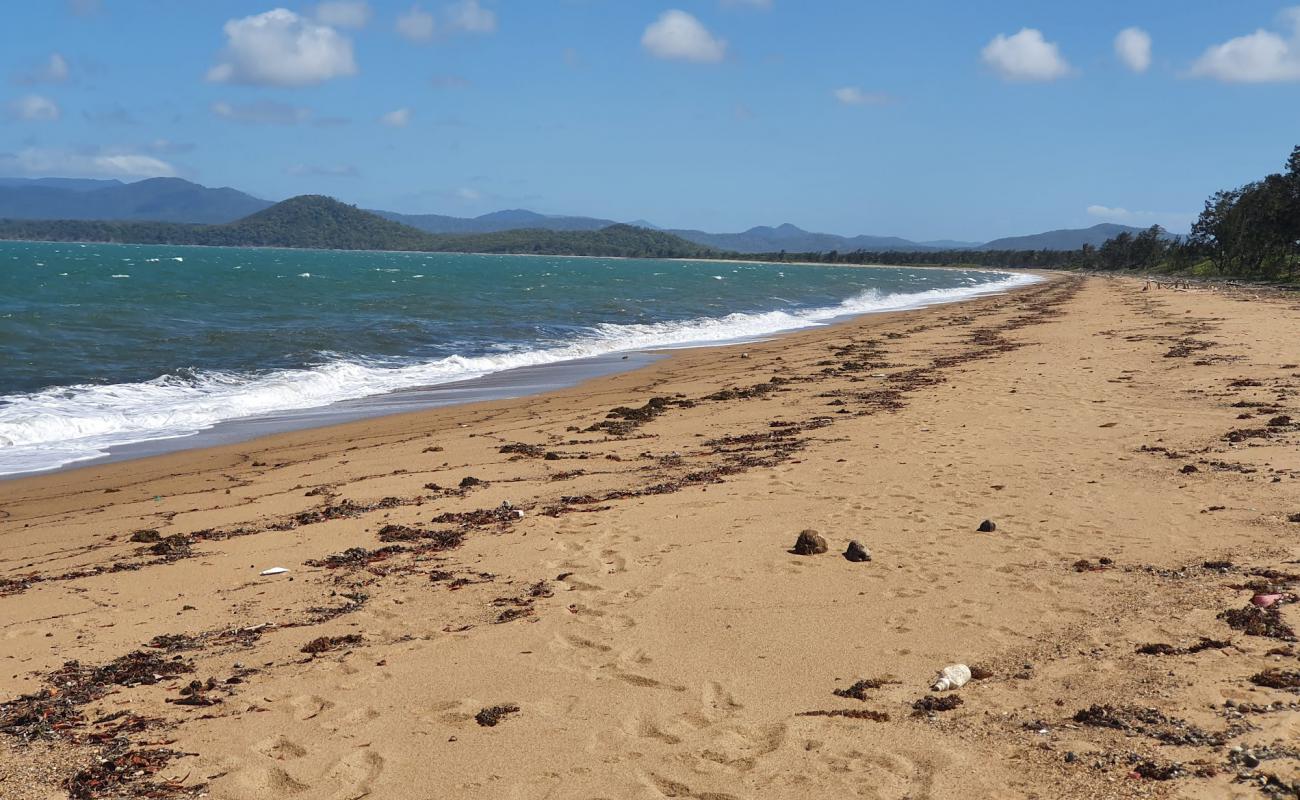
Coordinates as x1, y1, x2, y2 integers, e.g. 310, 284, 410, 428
2, 275, 1298, 799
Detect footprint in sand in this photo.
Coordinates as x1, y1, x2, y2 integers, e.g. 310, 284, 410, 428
324, 749, 385, 800
253, 733, 308, 761
288, 694, 336, 721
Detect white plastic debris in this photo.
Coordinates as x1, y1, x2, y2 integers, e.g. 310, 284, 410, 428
931, 664, 972, 691
259, 567, 290, 576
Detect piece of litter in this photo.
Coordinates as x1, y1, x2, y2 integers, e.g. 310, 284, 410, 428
260, 567, 290, 576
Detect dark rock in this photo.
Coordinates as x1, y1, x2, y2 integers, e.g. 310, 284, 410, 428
843, 541, 872, 562
1180, 464, 1199, 474
474, 704, 520, 727
977, 520, 997, 533
128, 529, 161, 543
792, 529, 828, 555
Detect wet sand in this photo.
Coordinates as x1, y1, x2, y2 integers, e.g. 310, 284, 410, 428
2, 275, 1298, 799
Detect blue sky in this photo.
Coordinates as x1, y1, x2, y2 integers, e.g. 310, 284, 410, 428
2, 1, 1300, 241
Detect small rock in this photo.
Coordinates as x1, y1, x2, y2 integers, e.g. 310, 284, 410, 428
1065, 752, 1077, 764
977, 520, 997, 533
1180, 464, 1199, 474
843, 541, 872, 562
792, 529, 828, 555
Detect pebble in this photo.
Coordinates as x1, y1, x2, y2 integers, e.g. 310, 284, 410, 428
843, 540, 872, 562
977, 519, 997, 533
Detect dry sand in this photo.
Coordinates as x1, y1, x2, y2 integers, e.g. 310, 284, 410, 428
2, 275, 1298, 800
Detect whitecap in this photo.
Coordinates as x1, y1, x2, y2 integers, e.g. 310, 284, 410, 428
0, 272, 1039, 476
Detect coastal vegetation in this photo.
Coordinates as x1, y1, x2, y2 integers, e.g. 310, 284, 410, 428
0, 195, 717, 259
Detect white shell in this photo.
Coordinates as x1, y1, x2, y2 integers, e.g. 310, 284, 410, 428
259, 567, 290, 576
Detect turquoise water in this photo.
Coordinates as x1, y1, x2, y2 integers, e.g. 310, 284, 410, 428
0, 241, 1034, 475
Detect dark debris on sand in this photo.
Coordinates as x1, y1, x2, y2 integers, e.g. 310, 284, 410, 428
1072, 704, 1232, 747
912, 695, 963, 714
306, 546, 407, 569
832, 677, 898, 700
1136, 637, 1232, 656
301, 634, 364, 655
1220, 605, 1296, 641
474, 705, 520, 727
797, 709, 890, 722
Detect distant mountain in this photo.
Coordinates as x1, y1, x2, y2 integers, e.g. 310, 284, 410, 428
0, 177, 271, 224
0, 196, 716, 258
663, 222, 941, 254
373, 208, 621, 234
0, 176, 1161, 254
980, 223, 1148, 251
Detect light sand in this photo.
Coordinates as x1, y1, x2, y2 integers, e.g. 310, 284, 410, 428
2, 275, 1298, 799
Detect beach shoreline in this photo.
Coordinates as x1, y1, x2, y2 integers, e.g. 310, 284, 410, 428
0, 265, 1042, 481
2, 273, 1298, 799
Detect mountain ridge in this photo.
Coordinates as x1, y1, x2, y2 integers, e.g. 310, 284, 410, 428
0, 176, 1153, 252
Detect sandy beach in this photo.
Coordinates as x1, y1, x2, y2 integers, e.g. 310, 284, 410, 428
2, 274, 1299, 799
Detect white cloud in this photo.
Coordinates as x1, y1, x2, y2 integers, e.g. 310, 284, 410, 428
9, 94, 61, 122
1115, 27, 1152, 73
380, 107, 412, 127
642, 10, 727, 63
446, 0, 496, 34
1189, 8, 1300, 83
833, 86, 890, 106
18, 53, 70, 85
316, 1, 371, 29
981, 28, 1072, 82
397, 4, 436, 42
0, 147, 177, 179
207, 9, 357, 87
211, 100, 313, 125
455, 187, 482, 202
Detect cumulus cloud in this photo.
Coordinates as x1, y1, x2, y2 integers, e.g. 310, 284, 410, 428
315, 1, 371, 29
1189, 7, 1300, 83
446, 0, 496, 34
396, 4, 436, 42
1115, 27, 1152, 73
642, 10, 727, 63
8, 94, 61, 122
833, 86, 890, 106
981, 28, 1072, 82
0, 147, 177, 179
17, 53, 70, 85
211, 100, 312, 125
207, 9, 357, 87
380, 107, 412, 127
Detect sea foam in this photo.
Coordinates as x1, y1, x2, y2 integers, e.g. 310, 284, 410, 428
0, 272, 1038, 475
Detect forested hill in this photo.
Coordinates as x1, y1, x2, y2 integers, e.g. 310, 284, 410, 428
0, 196, 717, 258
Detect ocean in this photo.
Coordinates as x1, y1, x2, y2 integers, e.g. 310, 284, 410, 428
0, 241, 1037, 476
